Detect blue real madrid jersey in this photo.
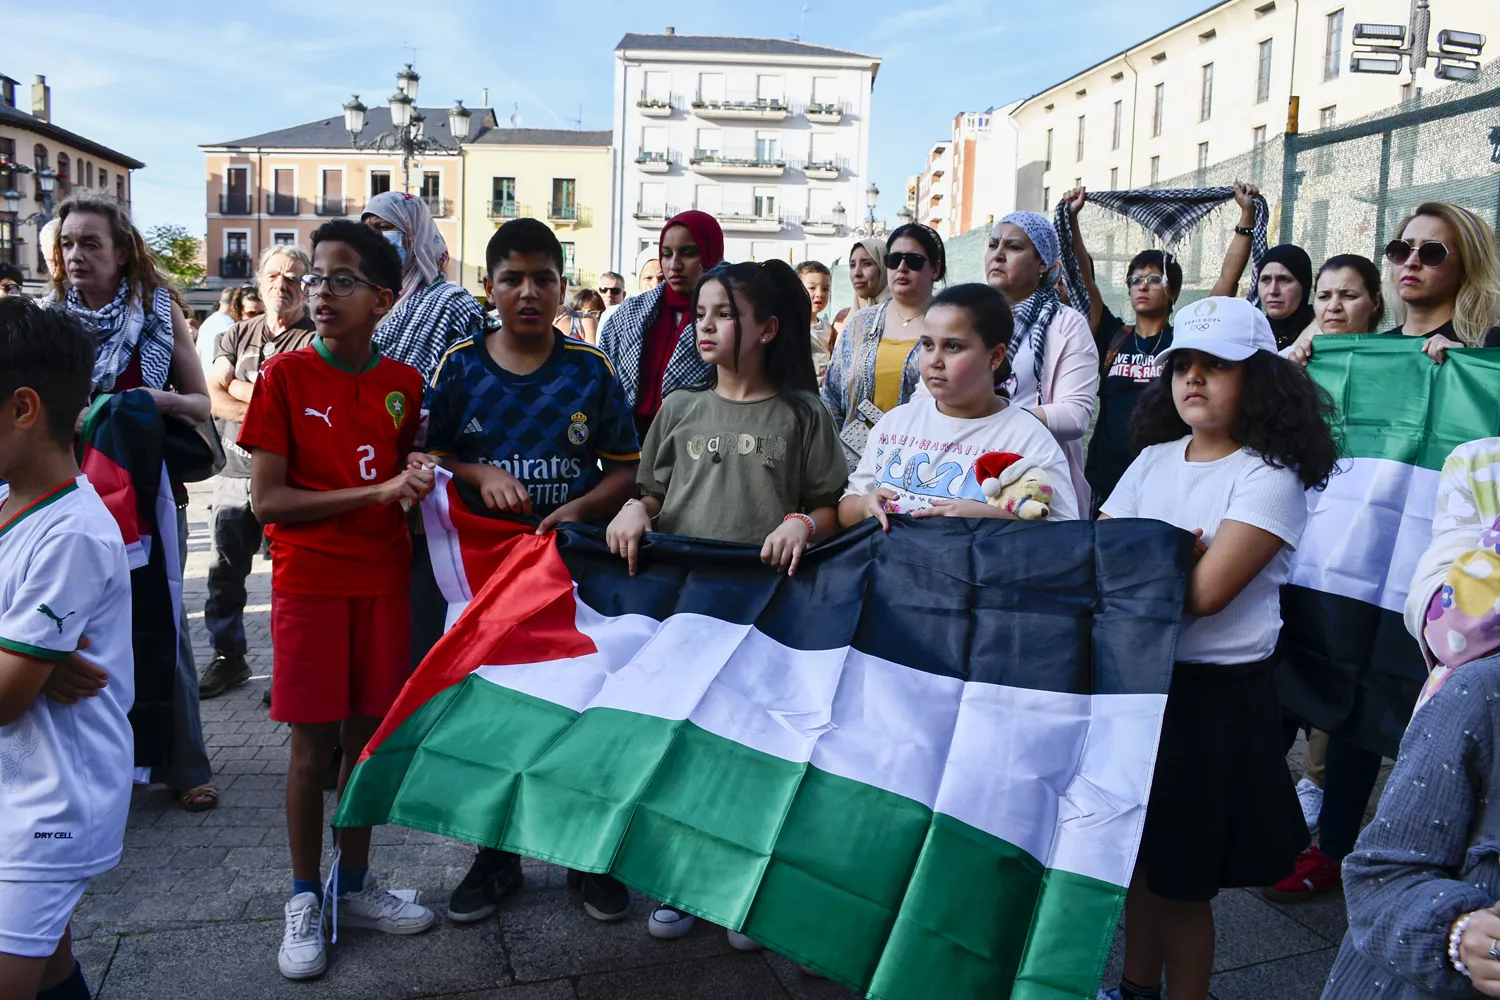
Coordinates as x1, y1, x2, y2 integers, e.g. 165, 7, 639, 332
425, 329, 640, 516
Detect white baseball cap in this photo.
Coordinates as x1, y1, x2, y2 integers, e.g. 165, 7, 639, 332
1155, 296, 1278, 363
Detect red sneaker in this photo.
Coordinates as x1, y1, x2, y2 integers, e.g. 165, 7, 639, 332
1263, 846, 1342, 903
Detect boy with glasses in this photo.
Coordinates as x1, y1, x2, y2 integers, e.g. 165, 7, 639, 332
0, 262, 24, 297
238, 220, 437, 980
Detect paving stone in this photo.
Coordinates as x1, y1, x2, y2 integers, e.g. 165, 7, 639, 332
762, 951, 861, 998
1212, 889, 1337, 973
170, 846, 231, 869
97, 917, 508, 999
1209, 947, 1337, 1000
501, 885, 733, 981
1264, 890, 1350, 946
211, 824, 269, 847
74, 932, 118, 993
427, 986, 575, 1000
160, 825, 220, 848
574, 953, 788, 999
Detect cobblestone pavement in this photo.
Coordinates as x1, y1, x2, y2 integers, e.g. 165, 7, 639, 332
74, 481, 1373, 999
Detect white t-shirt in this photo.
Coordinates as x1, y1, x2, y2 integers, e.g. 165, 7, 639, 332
1102, 438, 1309, 665
0, 477, 135, 880
197, 311, 234, 375
843, 397, 1080, 521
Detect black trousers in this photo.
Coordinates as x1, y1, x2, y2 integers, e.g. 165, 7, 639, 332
203, 477, 261, 658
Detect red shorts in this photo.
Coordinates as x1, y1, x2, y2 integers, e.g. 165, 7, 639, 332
269, 590, 412, 725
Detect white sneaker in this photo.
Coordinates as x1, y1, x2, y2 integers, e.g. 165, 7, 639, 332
278, 891, 326, 980
726, 929, 763, 952
648, 905, 696, 939
337, 873, 436, 935
1296, 777, 1324, 830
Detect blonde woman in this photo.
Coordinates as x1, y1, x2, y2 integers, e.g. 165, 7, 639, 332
1383, 202, 1500, 363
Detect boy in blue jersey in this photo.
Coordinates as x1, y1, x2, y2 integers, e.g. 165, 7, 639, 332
412, 218, 639, 925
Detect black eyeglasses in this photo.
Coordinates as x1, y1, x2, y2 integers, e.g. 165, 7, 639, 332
299, 272, 382, 297
1385, 239, 1450, 268
0, 281, 23, 296
884, 252, 929, 271
1126, 274, 1167, 287
599, 286, 625, 298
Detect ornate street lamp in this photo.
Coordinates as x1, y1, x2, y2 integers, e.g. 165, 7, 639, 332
864, 182, 880, 225
2, 166, 58, 226
344, 67, 467, 193
897, 205, 915, 226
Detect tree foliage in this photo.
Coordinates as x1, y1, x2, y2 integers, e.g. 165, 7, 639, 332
145, 224, 206, 287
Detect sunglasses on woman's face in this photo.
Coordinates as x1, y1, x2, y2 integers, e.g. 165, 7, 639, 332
1126, 274, 1166, 287
884, 252, 928, 271
1385, 239, 1450, 268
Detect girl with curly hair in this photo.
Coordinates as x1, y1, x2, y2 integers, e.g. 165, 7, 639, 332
1096, 296, 1339, 1000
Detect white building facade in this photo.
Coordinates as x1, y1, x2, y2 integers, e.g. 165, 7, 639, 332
610, 32, 881, 277
1011, 0, 1500, 211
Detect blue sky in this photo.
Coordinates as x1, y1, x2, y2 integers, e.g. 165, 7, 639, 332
11, 0, 1209, 235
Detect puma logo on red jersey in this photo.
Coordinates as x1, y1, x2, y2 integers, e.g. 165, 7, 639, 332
303, 406, 333, 427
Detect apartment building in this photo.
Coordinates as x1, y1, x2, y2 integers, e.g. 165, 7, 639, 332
457, 128, 613, 295
1012, 0, 1500, 210
611, 31, 881, 277
914, 104, 1023, 238
0, 73, 142, 293
200, 103, 484, 293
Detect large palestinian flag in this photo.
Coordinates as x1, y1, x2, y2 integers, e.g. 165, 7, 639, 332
1279, 335, 1500, 758
337, 476, 1193, 999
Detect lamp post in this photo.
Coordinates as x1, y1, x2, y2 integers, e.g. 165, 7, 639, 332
1, 165, 58, 227
342, 65, 472, 194
1350, 0, 1486, 81
830, 182, 898, 239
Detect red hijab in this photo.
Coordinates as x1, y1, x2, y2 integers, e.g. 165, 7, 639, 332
659, 211, 725, 309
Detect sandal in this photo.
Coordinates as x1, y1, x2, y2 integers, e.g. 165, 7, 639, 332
176, 782, 219, 811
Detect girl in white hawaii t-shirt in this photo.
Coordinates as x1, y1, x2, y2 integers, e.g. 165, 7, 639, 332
838, 283, 1079, 528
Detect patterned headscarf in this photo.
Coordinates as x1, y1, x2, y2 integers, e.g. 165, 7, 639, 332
363, 191, 451, 303
998, 212, 1062, 405
851, 237, 891, 311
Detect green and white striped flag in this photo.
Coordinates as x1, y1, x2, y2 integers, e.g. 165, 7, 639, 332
1280, 335, 1500, 755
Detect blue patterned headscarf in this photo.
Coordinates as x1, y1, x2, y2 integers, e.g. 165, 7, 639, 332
997, 212, 1062, 405
1000, 211, 1062, 283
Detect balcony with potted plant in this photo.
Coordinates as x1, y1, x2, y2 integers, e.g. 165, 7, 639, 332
716, 210, 782, 234
803, 157, 844, 180
637, 94, 676, 118
635, 150, 673, 174
801, 214, 840, 237
805, 101, 845, 124
688, 150, 786, 178
632, 202, 678, 223
690, 94, 788, 122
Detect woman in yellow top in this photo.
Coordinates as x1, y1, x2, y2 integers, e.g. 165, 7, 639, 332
820, 224, 945, 453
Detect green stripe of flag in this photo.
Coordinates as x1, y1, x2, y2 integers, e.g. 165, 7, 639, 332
339, 674, 1124, 999
1307, 335, 1500, 472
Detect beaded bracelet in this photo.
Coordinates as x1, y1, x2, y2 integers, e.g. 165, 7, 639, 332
1449, 910, 1476, 980
783, 512, 816, 539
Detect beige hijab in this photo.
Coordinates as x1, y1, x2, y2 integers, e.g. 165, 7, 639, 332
850, 237, 891, 311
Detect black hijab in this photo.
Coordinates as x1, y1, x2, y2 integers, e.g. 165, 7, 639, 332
1256, 244, 1317, 348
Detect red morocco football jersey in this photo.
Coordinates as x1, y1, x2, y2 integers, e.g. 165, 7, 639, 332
238, 338, 422, 596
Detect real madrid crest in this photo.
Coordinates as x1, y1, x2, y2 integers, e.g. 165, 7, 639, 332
567, 410, 589, 445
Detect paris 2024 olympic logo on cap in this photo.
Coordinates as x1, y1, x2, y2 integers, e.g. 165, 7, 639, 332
1183, 298, 1220, 334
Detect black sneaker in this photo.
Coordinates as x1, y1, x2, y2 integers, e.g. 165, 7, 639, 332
198, 654, 251, 699
446, 848, 523, 923
566, 869, 629, 922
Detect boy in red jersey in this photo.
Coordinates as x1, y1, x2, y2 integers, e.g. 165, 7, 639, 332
238, 219, 436, 980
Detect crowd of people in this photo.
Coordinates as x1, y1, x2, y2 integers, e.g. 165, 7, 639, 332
4, 180, 1500, 1000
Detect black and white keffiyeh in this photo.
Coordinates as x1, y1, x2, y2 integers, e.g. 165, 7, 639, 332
63, 278, 176, 392
374, 279, 488, 384
1008, 286, 1061, 405
595, 282, 713, 408
1055, 186, 1270, 320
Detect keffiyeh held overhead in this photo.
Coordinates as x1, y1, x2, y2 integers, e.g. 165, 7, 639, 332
1054, 186, 1271, 321
364, 191, 451, 302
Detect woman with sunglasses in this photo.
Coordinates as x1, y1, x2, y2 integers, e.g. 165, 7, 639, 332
1382, 203, 1500, 364
983, 211, 1099, 512
820, 224, 943, 458
562, 287, 606, 344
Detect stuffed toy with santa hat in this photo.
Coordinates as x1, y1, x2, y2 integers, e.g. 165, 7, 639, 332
973, 452, 1054, 520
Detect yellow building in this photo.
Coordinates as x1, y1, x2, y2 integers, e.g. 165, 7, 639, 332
457, 128, 613, 297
